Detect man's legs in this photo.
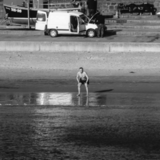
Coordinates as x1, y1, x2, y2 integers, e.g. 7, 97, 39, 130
99, 24, 104, 37
97, 24, 101, 37
84, 83, 89, 95
77, 83, 81, 96
99, 25, 102, 37
101, 24, 104, 37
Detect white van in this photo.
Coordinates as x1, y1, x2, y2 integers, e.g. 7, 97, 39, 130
35, 10, 99, 38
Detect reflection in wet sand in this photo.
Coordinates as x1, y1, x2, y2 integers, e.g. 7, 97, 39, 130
37, 93, 73, 105
77, 95, 89, 106
0, 92, 160, 106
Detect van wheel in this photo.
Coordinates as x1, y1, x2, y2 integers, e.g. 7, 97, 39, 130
87, 29, 95, 38
49, 29, 58, 37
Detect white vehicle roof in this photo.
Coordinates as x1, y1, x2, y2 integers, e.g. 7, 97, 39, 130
49, 10, 83, 16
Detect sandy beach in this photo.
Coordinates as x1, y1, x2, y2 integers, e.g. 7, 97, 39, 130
0, 51, 159, 93
0, 41, 160, 160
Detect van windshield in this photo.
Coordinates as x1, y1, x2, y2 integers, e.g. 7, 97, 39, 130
37, 12, 46, 21
79, 14, 89, 24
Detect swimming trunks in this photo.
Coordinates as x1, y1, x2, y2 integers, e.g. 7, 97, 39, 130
80, 79, 89, 85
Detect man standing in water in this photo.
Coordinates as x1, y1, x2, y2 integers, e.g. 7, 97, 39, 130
76, 67, 89, 96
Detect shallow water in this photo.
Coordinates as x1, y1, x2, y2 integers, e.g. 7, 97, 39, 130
0, 92, 160, 107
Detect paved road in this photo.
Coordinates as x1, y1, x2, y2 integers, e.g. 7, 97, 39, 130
0, 30, 160, 43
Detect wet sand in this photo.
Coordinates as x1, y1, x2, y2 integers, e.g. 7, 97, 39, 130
1, 105, 160, 160
0, 70, 160, 159
0, 76, 160, 93
0, 92, 160, 106
1, 81, 160, 159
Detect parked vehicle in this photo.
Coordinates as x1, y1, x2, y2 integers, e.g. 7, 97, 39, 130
35, 10, 99, 38
4, 4, 37, 25
118, 3, 157, 15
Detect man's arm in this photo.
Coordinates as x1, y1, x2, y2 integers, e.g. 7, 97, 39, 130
85, 72, 89, 82
76, 73, 80, 83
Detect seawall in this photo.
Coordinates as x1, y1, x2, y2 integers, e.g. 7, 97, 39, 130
0, 41, 160, 52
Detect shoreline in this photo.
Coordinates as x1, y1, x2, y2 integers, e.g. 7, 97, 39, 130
0, 76, 160, 93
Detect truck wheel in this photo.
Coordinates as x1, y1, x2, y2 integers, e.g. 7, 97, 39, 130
49, 29, 58, 37
87, 29, 95, 38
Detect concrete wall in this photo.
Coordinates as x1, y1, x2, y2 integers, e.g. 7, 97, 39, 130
0, 41, 160, 52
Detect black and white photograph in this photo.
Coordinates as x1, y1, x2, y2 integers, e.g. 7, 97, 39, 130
0, 0, 160, 159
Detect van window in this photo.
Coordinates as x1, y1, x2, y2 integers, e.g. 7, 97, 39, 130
70, 16, 78, 32
37, 12, 46, 21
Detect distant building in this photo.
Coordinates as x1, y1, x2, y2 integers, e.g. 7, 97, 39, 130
1, 0, 160, 19
41, 0, 160, 15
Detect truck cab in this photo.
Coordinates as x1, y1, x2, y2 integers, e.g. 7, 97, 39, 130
35, 10, 99, 37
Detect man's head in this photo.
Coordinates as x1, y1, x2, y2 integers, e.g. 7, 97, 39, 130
79, 67, 84, 73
